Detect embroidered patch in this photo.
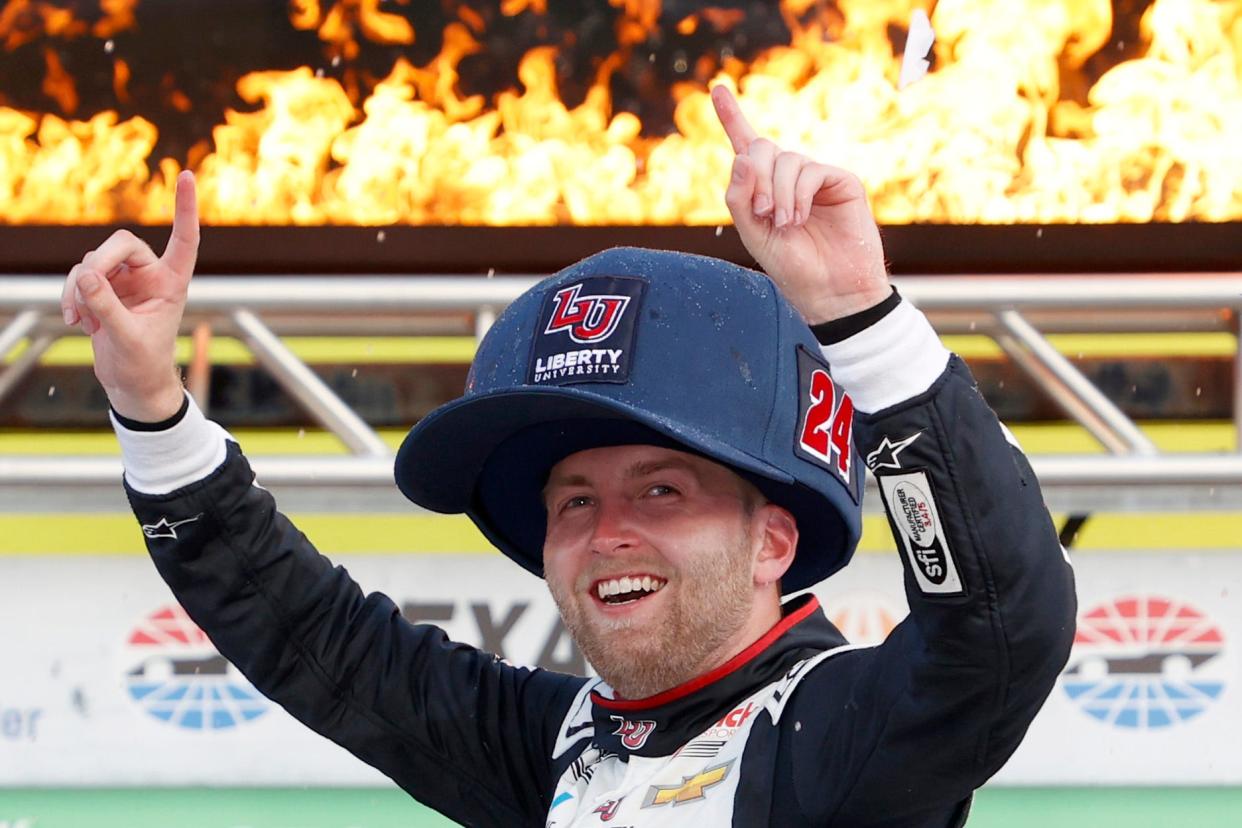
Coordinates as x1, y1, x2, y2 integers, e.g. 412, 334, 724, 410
529, 277, 646, 386
593, 799, 623, 821
877, 470, 964, 595
610, 715, 656, 750
793, 346, 856, 487
141, 513, 203, 540
641, 760, 734, 809
865, 431, 923, 471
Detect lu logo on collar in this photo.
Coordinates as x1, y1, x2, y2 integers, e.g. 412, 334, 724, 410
529, 276, 646, 386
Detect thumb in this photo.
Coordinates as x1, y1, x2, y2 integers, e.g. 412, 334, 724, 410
77, 270, 128, 329
724, 155, 768, 245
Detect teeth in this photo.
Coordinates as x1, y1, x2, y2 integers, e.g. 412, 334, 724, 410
595, 576, 666, 601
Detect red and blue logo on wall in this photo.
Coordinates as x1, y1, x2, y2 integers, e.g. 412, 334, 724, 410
1061, 595, 1225, 729
124, 604, 268, 731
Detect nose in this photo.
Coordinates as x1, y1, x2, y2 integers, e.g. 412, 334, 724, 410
588, 495, 639, 556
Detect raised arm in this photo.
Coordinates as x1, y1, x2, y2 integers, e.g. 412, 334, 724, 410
62, 182, 584, 826
712, 86, 1077, 824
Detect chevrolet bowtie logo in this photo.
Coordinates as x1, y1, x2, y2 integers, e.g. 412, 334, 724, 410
641, 760, 734, 808
141, 514, 203, 540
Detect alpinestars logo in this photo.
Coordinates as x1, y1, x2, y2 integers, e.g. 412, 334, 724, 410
141, 513, 203, 540
1062, 595, 1226, 729
545, 283, 631, 343
865, 432, 923, 471
610, 716, 657, 750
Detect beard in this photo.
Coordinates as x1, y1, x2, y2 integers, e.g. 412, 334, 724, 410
547, 530, 757, 700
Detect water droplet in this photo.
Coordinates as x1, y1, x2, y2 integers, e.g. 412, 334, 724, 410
351, 368, 358, 378
1035, 227, 1043, 238
794, 721, 802, 732
487, 267, 496, 278
1117, 40, 1125, 50
331, 55, 341, 67
998, 381, 1005, 389
648, 53, 657, 63
376, 230, 386, 243
47, 385, 56, 397
1195, 386, 1202, 397
968, 321, 976, 331
315, 67, 325, 78
104, 39, 115, 54
297, 428, 306, 439
715, 226, 723, 237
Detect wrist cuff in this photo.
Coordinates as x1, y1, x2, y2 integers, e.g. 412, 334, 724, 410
110, 392, 232, 495
111, 394, 190, 432
820, 299, 950, 414
810, 287, 901, 344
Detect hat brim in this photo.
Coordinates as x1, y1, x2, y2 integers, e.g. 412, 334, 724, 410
395, 386, 855, 594
395, 386, 794, 513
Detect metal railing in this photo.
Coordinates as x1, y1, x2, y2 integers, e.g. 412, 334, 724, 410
2, 273, 1240, 514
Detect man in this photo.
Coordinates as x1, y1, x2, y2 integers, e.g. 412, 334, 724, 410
61, 87, 1076, 826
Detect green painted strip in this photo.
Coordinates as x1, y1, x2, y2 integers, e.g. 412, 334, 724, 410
6, 331, 1236, 367
0, 787, 1238, 828
0, 788, 453, 828
970, 786, 1242, 828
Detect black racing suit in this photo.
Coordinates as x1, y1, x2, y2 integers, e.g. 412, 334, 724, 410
117, 304, 1076, 827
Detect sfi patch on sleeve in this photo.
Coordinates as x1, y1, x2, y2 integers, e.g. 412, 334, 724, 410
876, 469, 964, 595
793, 346, 856, 491
529, 276, 646, 386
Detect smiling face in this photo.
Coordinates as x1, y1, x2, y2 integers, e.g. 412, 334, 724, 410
542, 444, 797, 700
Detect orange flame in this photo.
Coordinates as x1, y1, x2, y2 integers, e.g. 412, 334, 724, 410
1, 0, 1240, 225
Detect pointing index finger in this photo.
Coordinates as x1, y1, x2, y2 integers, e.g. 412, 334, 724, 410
161, 170, 200, 277
710, 85, 758, 154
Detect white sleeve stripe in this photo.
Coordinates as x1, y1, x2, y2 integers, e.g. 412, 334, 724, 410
110, 393, 232, 495
819, 300, 950, 414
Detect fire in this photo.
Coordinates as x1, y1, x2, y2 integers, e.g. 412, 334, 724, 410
0, 0, 1239, 225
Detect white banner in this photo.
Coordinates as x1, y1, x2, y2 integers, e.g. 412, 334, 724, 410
1, 550, 1239, 785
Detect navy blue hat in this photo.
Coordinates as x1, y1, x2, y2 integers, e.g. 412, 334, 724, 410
395, 247, 864, 593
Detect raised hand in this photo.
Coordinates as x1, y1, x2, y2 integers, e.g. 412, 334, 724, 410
61, 171, 200, 422
710, 85, 891, 324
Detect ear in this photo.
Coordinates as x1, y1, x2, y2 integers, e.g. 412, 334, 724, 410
751, 503, 798, 588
